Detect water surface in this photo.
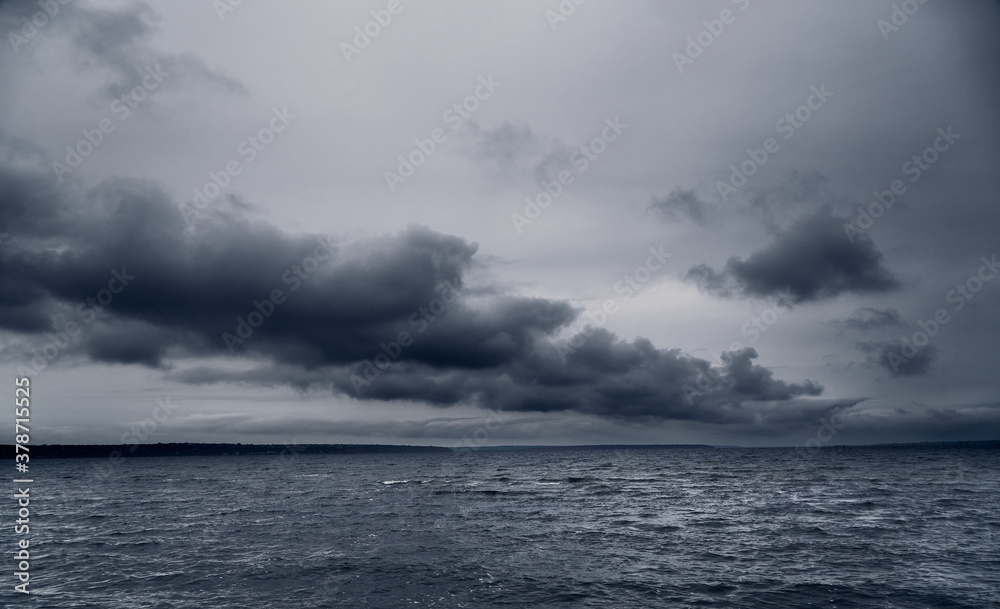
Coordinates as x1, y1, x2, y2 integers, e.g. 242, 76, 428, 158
10, 446, 999, 608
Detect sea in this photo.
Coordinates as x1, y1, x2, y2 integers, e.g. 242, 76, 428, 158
7, 446, 999, 608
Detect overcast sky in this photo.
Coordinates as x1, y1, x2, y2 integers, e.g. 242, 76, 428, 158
1, 0, 998, 447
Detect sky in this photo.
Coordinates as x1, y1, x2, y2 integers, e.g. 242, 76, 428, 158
1, 0, 998, 448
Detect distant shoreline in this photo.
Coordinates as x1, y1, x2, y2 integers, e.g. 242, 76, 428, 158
0, 443, 452, 459
1, 440, 997, 460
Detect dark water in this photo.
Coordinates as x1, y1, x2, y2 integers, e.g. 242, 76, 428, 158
7, 447, 999, 608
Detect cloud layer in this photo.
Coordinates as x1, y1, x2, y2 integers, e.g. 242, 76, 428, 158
0, 143, 828, 423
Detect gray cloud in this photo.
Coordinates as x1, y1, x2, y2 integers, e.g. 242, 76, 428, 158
124, 399, 999, 447
830, 307, 904, 332
826, 402, 1000, 445
0, 0, 245, 99
744, 170, 833, 231
73, 3, 246, 98
650, 188, 709, 224
855, 340, 939, 377
460, 121, 571, 184
686, 207, 899, 304
650, 172, 833, 228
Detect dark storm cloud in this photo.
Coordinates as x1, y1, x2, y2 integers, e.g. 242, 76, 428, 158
855, 340, 939, 378
0, 138, 70, 331
830, 307, 904, 332
686, 207, 899, 304
1, 179, 501, 368
0, 0, 244, 98
171, 333, 825, 425
0, 140, 831, 423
